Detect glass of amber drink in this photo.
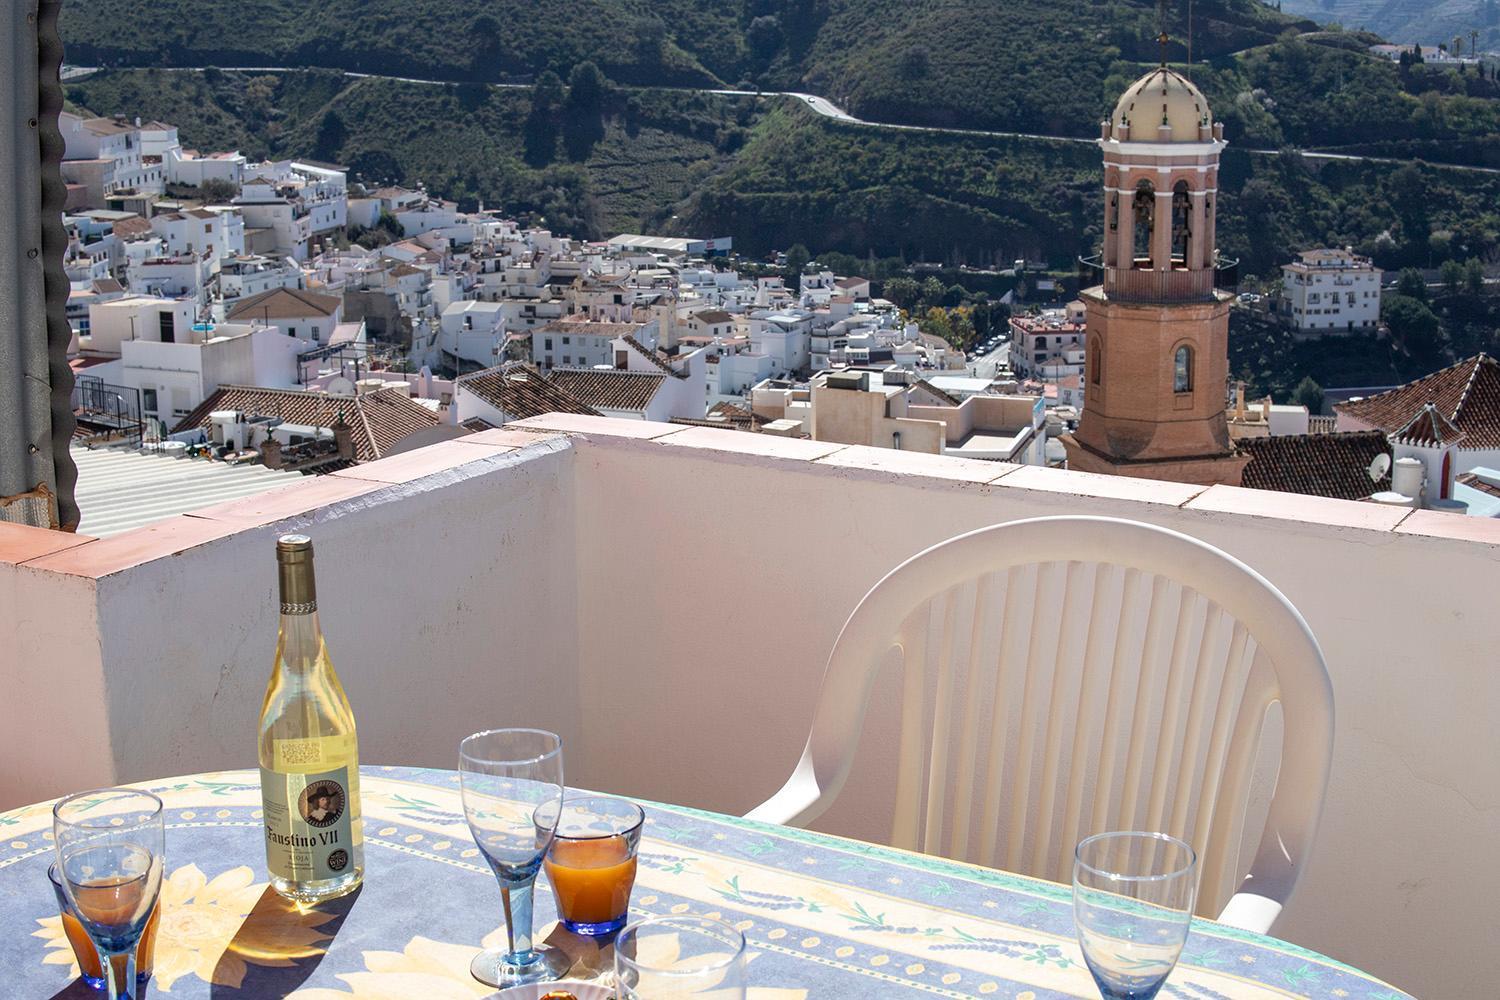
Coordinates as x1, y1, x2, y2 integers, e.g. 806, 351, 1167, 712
48, 858, 161, 993
535, 795, 644, 936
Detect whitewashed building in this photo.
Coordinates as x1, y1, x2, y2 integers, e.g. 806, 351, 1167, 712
1279, 249, 1382, 335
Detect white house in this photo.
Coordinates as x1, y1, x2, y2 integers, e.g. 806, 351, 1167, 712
544, 338, 705, 422
440, 300, 508, 369
165, 147, 247, 188
122, 324, 309, 426
1280, 248, 1382, 335
84, 295, 200, 356
226, 287, 342, 343
531, 318, 660, 371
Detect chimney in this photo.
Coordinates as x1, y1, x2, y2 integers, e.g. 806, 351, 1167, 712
260, 435, 283, 469
1234, 382, 1246, 418
333, 413, 355, 460
1261, 397, 1271, 422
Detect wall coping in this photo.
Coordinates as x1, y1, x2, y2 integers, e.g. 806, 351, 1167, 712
4, 415, 1498, 580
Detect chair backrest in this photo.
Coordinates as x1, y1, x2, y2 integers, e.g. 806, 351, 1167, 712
796, 516, 1332, 917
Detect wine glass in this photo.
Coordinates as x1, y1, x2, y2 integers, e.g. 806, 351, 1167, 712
614, 915, 747, 999
53, 789, 165, 1000
1073, 831, 1197, 1000
460, 728, 569, 988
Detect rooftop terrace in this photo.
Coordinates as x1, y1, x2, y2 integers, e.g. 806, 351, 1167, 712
2, 414, 1495, 998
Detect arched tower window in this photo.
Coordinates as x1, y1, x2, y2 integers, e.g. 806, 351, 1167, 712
1171, 180, 1192, 267
1090, 340, 1102, 385
1173, 345, 1193, 392
1132, 180, 1154, 265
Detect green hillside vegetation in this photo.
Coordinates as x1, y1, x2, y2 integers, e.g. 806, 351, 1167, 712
67, 69, 1500, 282
61, 1, 1500, 173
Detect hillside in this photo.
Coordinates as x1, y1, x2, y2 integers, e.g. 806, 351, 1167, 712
61, 0, 1311, 139
66, 69, 1500, 282
1280, 0, 1499, 50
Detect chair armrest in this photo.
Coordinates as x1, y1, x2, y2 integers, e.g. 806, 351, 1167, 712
743, 755, 827, 827
1216, 891, 1283, 935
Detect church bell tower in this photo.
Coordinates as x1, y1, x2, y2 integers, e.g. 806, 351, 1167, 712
1061, 64, 1249, 486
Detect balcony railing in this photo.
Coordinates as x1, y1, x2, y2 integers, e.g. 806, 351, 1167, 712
1078, 255, 1239, 303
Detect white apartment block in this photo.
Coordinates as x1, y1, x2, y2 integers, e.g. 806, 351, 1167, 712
123, 324, 308, 426
532, 318, 660, 371
1279, 248, 1382, 335
166, 147, 246, 188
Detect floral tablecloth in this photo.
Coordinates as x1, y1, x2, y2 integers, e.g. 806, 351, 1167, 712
0, 767, 1410, 999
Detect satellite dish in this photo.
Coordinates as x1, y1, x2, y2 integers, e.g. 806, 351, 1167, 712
326, 376, 355, 396
1367, 453, 1392, 483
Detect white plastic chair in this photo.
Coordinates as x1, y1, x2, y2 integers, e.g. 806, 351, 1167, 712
746, 516, 1333, 934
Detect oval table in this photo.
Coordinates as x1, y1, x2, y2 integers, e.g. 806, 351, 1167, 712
0, 767, 1410, 999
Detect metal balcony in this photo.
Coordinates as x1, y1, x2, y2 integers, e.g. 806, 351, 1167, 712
1078, 254, 1239, 304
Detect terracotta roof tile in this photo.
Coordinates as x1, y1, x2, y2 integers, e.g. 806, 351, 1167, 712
172, 385, 438, 463
547, 368, 666, 412
1238, 431, 1391, 500
1336, 353, 1500, 448
457, 363, 598, 421
227, 287, 342, 321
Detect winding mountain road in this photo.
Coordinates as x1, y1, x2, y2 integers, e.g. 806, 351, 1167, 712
71, 64, 1500, 176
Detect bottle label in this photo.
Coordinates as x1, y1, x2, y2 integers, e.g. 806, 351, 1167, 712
260, 762, 361, 882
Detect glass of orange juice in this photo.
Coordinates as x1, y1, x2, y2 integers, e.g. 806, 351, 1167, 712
48, 862, 160, 993
535, 795, 644, 937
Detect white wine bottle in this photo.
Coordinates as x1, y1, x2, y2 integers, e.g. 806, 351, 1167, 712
258, 534, 364, 902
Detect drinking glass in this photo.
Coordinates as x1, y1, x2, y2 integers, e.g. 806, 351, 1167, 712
48, 862, 160, 992
614, 915, 747, 999
460, 728, 568, 988
535, 794, 644, 936
53, 789, 165, 1000
1073, 831, 1197, 1000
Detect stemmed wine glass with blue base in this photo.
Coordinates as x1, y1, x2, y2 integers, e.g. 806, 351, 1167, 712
53, 789, 165, 1000
460, 728, 570, 988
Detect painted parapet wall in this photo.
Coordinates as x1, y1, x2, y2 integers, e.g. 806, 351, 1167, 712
0, 430, 582, 810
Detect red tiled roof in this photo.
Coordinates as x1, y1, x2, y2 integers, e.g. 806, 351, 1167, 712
228, 287, 341, 321
457, 363, 598, 421
1237, 431, 1391, 500
1456, 471, 1500, 500
547, 369, 666, 411
537, 320, 644, 338
1335, 353, 1500, 448
172, 385, 438, 463
111, 216, 153, 239
1390, 401, 1466, 448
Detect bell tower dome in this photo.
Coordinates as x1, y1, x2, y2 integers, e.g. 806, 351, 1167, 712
1061, 63, 1249, 486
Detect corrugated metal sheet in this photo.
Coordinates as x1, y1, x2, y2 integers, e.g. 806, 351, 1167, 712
72, 446, 304, 537
0, 2, 76, 528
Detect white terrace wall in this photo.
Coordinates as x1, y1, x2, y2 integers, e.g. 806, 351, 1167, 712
1, 434, 582, 809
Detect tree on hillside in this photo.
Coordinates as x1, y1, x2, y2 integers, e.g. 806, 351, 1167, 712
747, 16, 783, 63
314, 110, 347, 163
784, 243, 810, 289
1464, 258, 1487, 296
1396, 267, 1428, 301
1442, 258, 1465, 295
919, 306, 955, 346
900, 47, 931, 80
1290, 376, 1324, 414
566, 61, 607, 112
198, 178, 237, 204
1383, 294, 1443, 361
883, 276, 919, 309
920, 275, 945, 307
533, 70, 565, 114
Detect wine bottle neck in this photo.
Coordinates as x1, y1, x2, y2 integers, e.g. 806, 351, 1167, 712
277, 609, 326, 671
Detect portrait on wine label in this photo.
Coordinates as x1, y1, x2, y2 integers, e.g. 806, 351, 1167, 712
298, 779, 346, 828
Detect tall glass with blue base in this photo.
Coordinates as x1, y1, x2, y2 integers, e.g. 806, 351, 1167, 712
1073, 831, 1197, 1000
460, 728, 569, 988
53, 789, 165, 1000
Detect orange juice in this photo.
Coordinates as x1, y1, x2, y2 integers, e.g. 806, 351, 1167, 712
544, 835, 637, 926
60, 898, 159, 987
